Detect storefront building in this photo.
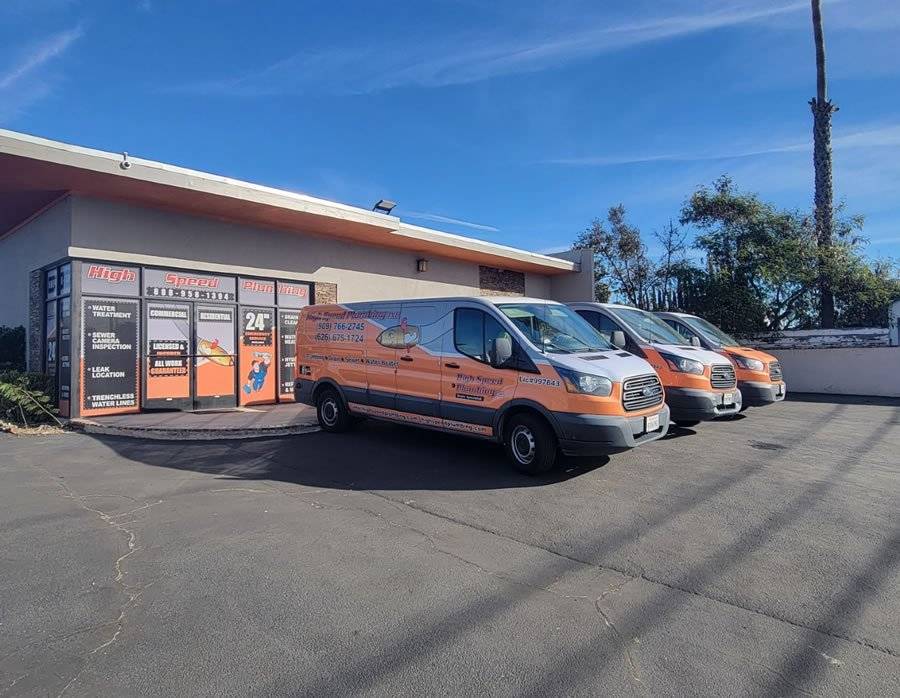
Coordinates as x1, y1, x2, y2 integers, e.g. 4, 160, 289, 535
0, 129, 592, 418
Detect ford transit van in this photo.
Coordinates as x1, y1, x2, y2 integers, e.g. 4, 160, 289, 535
295, 297, 669, 474
655, 311, 786, 407
569, 303, 741, 426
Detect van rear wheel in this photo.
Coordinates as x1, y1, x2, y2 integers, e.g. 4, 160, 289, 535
504, 413, 557, 475
316, 388, 352, 433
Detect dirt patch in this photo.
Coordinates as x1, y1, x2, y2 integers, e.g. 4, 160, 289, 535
0, 420, 69, 436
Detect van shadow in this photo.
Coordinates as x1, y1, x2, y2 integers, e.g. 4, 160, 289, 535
661, 425, 698, 440
94, 420, 610, 492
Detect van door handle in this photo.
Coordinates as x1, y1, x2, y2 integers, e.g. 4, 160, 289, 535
444, 362, 460, 369
400, 355, 414, 362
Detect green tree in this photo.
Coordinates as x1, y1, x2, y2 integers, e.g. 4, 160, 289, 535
573, 205, 654, 307
0, 326, 26, 371
680, 176, 818, 329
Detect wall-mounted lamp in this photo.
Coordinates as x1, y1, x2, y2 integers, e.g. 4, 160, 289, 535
373, 199, 396, 214
416, 258, 429, 273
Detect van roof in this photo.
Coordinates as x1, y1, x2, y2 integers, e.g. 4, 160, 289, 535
655, 310, 692, 318
570, 301, 639, 311
309, 296, 563, 308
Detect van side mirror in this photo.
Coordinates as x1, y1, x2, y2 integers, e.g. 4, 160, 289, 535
611, 330, 626, 349
491, 336, 513, 368
691, 336, 701, 347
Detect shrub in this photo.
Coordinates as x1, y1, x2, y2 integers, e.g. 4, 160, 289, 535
0, 370, 60, 426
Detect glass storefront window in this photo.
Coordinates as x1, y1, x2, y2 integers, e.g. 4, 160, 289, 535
45, 268, 57, 299
58, 263, 71, 297
45, 300, 57, 374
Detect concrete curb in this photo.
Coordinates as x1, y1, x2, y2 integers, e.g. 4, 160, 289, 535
69, 419, 321, 441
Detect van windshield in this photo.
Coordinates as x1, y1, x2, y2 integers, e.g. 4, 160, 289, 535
497, 303, 613, 354
684, 316, 739, 347
614, 307, 690, 345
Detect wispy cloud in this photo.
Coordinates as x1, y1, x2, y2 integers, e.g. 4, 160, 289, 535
0, 24, 83, 121
0, 24, 83, 90
544, 123, 900, 167
178, 1, 812, 96
403, 211, 499, 233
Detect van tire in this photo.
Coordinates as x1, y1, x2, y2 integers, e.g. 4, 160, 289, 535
673, 419, 700, 428
504, 413, 557, 475
316, 388, 352, 433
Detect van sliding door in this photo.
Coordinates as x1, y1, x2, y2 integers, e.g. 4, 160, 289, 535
395, 303, 449, 418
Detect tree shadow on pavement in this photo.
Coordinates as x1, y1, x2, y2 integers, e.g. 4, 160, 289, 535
92, 402, 898, 695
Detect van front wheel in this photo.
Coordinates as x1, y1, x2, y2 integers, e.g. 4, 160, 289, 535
316, 388, 352, 433
504, 413, 557, 475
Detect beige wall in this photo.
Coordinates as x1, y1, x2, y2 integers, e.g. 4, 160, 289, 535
0, 197, 71, 328
69, 196, 556, 302
549, 248, 594, 302
771, 347, 900, 397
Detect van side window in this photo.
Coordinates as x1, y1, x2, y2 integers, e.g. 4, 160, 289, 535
668, 319, 696, 342
576, 310, 621, 344
454, 309, 512, 365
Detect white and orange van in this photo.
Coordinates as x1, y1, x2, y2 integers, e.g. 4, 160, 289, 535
569, 303, 742, 426
295, 297, 670, 473
655, 311, 786, 407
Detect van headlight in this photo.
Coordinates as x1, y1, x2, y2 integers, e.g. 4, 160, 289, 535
659, 352, 704, 375
555, 367, 613, 396
732, 355, 764, 371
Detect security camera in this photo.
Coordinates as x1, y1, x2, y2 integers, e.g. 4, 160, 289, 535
120, 152, 131, 170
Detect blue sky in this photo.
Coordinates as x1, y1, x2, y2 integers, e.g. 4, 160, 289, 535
2, 0, 899, 261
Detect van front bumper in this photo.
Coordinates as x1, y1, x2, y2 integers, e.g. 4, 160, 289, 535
739, 381, 786, 406
555, 404, 670, 456
666, 387, 742, 421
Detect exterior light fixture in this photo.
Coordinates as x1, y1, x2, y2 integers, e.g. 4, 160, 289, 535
373, 199, 396, 214
416, 258, 428, 273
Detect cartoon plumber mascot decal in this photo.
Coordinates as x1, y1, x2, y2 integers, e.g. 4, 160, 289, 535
243, 351, 272, 394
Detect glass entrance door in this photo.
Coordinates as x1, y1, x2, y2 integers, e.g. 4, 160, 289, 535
194, 305, 237, 409
144, 301, 192, 410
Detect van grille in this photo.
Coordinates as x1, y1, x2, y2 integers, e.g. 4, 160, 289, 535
769, 361, 783, 381
622, 374, 664, 412
710, 364, 737, 389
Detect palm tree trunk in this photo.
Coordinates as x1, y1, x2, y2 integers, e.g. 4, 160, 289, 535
810, 0, 837, 328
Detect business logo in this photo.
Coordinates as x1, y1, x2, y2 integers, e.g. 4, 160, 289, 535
86, 265, 136, 284
164, 272, 219, 288
280, 284, 308, 297
642, 386, 661, 397
242, 280, 274, 293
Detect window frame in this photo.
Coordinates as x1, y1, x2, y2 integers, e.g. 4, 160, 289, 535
453, 307, 515, 368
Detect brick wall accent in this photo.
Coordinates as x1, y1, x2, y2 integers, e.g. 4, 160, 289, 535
479, 266, 525, 296
28, 270, 43, 372
313, 282, 337, 305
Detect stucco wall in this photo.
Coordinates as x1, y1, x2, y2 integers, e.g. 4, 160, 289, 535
549, 248, 594, 302
69, 196, 556, 303
0, 197, 71, 328
769, 347, 900, 398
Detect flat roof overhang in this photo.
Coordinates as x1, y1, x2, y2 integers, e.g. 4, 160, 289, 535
0, 129, 574, 276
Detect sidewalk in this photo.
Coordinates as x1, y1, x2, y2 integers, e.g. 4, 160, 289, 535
70, 402, 319, 441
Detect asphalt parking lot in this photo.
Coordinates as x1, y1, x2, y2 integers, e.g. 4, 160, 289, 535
2, 396, 899, 697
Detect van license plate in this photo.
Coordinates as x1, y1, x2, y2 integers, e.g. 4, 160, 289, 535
645, 414, 660, 432
776, 384, 784, 396
721, 392, 734, 405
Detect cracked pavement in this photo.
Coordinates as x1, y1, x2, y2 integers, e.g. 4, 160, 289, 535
1, 396, 898, 696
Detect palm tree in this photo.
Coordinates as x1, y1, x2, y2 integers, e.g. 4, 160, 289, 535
810, 0, 838, 328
